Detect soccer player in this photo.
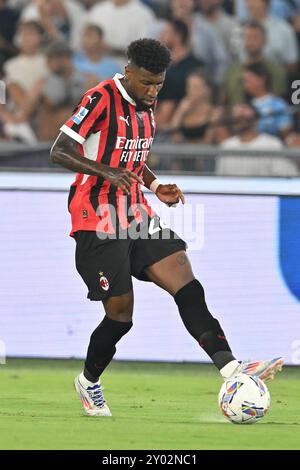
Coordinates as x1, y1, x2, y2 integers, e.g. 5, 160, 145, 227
51, 38, 283, 417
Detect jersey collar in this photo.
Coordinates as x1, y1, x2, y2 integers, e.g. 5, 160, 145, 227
113, 73, 136, 106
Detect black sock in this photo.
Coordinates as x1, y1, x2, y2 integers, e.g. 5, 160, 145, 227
84, 316, 132, 382
174, 279, 235, 369
211, 351, 237, 370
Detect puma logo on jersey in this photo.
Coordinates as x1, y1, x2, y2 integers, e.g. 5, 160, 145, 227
87, 95, 97, 104
119, 115, 130, 126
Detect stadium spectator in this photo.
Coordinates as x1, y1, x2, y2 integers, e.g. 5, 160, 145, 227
195, 0, 239, 62
143, 0, 170, 17
156, 19, 204, 129
79, 0, 101, 9
21, 0, 86, 50
86, 0, 155, 61
164, 71, 220, 144
0, 0, 20, 72
74, 24, 121, 82
290, 10, 300, 74
222, 21, 287, 105
3, 20, 47, 92
285, 131, 300, 148
38, 41, 87, 140
169, 0, 228, 84
216, 103, 298, 176
243, 63, 293, 139
238, 0, 299, 77
219, 0, 235, 14
270, 0, 299, 19
6, 0, 30, 8
236, 0, 298, 21
0, 20, 48, 143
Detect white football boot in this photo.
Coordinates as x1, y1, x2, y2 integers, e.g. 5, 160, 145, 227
222, 357, 284, 382
74, 374, 112, 417
239, 357, 284, 381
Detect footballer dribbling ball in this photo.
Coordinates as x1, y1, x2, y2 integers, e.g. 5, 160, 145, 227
218, 373, 270, 424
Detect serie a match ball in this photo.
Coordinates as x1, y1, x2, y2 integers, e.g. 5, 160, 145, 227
218, 373, 270, 424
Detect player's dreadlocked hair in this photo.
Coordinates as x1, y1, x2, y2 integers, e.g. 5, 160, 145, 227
126, 38, 171, 74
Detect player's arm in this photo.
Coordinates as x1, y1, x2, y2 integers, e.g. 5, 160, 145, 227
143, 164, 185, 206
51, 132, 143, 194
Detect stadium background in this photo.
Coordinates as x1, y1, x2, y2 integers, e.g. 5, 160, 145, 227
1, 175, 300, 366
1, 0, 300, 451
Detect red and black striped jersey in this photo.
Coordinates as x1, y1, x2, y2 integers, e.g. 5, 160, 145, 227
60, 73, 156, 236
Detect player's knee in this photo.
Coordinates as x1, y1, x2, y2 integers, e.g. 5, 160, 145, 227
104, 291, 134, 323
106, 304, 133, 322
108, 310, 133, 322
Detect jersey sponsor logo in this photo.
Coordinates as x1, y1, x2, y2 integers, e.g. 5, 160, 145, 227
116, 136, 154, 162
99, 272, 109, 291
72, 106, 89, 125
116, 136, 153, 150
119, 115, 130, 126
120, 149, 149, 163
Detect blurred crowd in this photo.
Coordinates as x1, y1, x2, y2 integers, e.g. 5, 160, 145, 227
1, 0, 300, 174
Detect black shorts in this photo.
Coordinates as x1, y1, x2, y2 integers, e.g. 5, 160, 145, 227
74, 217, 187, 301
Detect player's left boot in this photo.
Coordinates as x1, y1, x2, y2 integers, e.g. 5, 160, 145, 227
74, 374, 112, 417
239, 357, 284, 382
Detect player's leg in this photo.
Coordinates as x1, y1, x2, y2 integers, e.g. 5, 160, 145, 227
75, 232, 134, 381
144, 250, 283, 381
84, 291, 134, 382
75, 290, 134, 416
144, 250, 237, 374
74, 232, 134, 416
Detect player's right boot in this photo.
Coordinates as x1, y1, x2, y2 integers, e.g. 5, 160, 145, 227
239, 357, 284, 382
74, 374, 112, 417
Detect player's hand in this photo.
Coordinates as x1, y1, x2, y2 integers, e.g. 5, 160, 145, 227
155, 184, 185, 206
100, 166, 144, 195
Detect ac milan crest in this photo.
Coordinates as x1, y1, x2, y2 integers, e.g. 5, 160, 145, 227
99, 272, 109, 291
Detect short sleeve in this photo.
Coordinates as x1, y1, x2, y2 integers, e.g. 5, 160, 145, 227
60, 90, 107, 144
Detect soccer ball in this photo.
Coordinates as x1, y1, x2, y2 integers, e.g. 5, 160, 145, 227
218, 373, 270, 424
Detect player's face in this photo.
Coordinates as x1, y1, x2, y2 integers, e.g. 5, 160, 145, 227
125, 67, 166, 109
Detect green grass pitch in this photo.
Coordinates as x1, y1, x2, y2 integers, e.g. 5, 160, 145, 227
0, 359, 299, 450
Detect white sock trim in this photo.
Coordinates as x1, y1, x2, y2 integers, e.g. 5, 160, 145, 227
220, 360, 240, 379
79, 371, 99, 388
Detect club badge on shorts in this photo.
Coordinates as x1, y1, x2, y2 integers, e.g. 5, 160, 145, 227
99, 272, 109, 291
